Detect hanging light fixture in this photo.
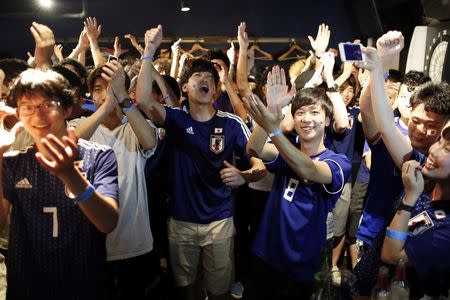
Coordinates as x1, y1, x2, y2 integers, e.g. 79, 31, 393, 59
180, 0, 190, 12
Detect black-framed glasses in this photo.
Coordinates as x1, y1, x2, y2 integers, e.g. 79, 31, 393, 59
18, 101, 60, 116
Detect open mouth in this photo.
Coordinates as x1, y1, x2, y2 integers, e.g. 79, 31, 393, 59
424, 158, 438, 170
199, 84, 209, 94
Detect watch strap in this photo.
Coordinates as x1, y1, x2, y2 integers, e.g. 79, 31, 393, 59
397, 202, 414, 213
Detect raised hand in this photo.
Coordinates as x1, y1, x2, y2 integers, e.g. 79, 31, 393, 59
101, 60, 127, 99
401, 160, 424, 200
30, 22, 55, 68
319, 51, 335, 81
237, 22, 249, 49
220, 160, 245, 188
227, 42, 236, 65
355, 47, 382, 72
265, 66, 295, 110
211, 59, 229, 83
113, 36, 122, 57
0, 105, 22, 153
78, 28, 90, 50
308, 23, 330, 56
54, 44, 64, 62
84, 17, 102, 42
35, 128, 79, 179
376, 31, 404, 59
171, 38, 182, 56
144, 25, 163, 54
243, 94, 282, 133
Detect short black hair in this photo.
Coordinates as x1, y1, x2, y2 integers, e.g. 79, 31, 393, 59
0, 58, 29, 85
7, 69, 74, 110
386, 69, 403, 83
410, 81, 450, 115
291, 87, 333, 121
179, 58, 220, 87
403, 70, 431, 89
52, 65, 82, 94
87, 65, 131, 93
203, 49, 230, 70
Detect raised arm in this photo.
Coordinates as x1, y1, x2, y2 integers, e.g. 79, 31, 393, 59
84, 17, 105, 68
236, 22, 252, 98
68, 28, 90, 65
30, 22, 55, 69
135, 25, 166, 126
102, 61, 156, 150
381, 160, 423, 264
113, 36, 121, 58
212, 59, 248, 122
358, 46, 412, 168
170, 39, 182, 78
308, 23, 330, 58
320, 52, 348, 133
124, 34, 144, 56
35, 129, 118, 233
150, 63, 180, 107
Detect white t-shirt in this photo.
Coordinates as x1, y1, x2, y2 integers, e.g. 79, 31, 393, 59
69, 117, 157, 261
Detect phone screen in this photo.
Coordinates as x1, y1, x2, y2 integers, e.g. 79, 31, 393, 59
343, 44, 363, 61
108, 55, 118, 63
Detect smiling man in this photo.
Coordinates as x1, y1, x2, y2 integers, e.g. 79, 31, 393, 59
0, 69, 119, 299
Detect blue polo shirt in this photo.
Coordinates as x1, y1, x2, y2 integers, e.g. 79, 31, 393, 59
252, 148, 351, 283
163, 106, 250, 224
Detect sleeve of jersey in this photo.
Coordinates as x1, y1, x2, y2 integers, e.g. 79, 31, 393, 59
92, 148, 119, 201
322, 154, 351, 201
163, 105, 181, 134
264, 154, 283, 173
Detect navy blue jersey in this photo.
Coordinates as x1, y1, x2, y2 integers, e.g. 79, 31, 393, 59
2, 140, 118, 300
405, 194, 450, 296
163, 106, 250, 223
252, 149, 351, 283
357, 119, 423, 245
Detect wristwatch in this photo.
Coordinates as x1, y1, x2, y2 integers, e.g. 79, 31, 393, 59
119, 97, 133, 110
326, 84, 339, 93
397, 202, 414, 213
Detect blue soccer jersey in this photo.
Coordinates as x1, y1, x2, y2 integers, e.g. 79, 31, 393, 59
163, 106, 250, 224
2, 139, 118, 299
357, 118, 423, 245
252, 149, 351, 283
405, 193, 450, 296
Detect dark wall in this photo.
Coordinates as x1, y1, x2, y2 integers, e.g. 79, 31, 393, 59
0, 0, 360, 59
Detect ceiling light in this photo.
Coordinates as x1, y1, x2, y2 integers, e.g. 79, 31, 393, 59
38, 0, 54, 9
181, 0, 190, 12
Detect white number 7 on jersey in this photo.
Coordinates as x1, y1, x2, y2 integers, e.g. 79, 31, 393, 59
43, 207, 58, 238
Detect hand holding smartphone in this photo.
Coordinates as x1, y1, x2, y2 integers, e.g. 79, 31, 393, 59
338, 43, 365, 62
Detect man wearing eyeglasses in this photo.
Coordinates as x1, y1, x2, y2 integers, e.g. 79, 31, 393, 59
0, 69, 119, 299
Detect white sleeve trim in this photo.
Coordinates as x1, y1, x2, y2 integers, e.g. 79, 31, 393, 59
321, 158, 345, 195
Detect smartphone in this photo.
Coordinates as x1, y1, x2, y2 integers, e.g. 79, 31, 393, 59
338, 43, 364, 62
107, 55, 118, 63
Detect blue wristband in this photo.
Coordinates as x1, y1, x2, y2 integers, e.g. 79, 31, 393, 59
72, 183, 95, 203
269, 128, 282, 138
162, 93, 172, 101
142, 55, 154, 61
386, 228, 408, 241
383, 72, 390, 80
122, 102, 135, 114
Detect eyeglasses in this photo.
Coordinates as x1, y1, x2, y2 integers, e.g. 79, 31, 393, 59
18, 101, 60, 116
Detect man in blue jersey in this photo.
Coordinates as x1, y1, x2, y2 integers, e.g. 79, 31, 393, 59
135, 25, 266, 300
356, 31, 449, 252
243, 66, 351, 299
0, 69, 119, 299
